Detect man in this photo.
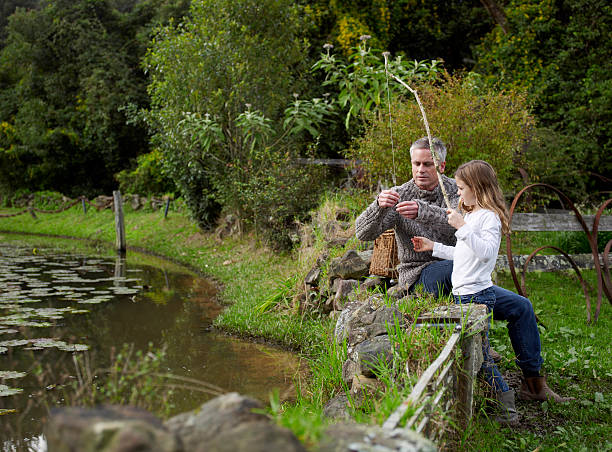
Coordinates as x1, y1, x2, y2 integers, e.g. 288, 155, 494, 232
355, 137, 458, 295
356, 136, 573, 405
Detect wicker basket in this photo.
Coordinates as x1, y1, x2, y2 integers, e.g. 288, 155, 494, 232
369, 229, 399, 278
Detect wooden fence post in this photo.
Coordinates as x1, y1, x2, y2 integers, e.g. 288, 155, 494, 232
113, 190, 126, 255
82, 198, 87, 214
164, 198, 170, 219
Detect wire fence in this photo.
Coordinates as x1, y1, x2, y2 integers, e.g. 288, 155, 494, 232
0, 195, 171, 218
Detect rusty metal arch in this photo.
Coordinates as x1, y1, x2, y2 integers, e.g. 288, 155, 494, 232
505, 183, 611, 323
520, 245, 592, 322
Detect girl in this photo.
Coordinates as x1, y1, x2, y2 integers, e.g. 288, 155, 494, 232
411, 160, 518, 424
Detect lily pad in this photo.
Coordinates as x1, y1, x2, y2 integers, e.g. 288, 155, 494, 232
110, 287, 140, 295
47, 269, 75, 275
58, 343, 89, 352
27, 282, 50, 287
9, 298, 42, 304
1, 319, 53, 328
0, 328, 18, 334
0, 339, 30, 347
74, 265, 105, 272
0, 385, 23, 396
78, 299, 104, 304
0, 371, 26, 379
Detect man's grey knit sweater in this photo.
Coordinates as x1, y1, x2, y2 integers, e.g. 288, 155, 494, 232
355, 175, 459, 290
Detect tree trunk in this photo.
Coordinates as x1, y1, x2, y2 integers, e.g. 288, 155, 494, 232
480, 0, 509, 34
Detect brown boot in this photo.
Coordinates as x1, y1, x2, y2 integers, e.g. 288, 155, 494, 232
495, 389, 519, 425
519, 376, 574, 403
489, 347, 502, 363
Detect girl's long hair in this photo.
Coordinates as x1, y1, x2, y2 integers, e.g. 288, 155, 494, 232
455, 160, 510, 235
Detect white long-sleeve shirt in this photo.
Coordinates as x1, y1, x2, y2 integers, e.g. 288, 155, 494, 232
432, 209, 501, 296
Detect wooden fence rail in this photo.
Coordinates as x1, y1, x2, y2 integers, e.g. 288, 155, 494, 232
511, 212, 612, 232
383, 305, 489, 446
383, 326, 461, 442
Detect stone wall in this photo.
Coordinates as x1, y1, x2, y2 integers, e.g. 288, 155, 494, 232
44, 393, 437, 452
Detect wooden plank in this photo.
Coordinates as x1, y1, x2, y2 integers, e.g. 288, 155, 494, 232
431, 383, 448, 407
406, 400, 427, 429
295, 158, 357, 167
407, 332, 460, 404
511, 213, 612, 232
382, 331, 461, 431
434, 360, 455, 389
416, 416, 429, 434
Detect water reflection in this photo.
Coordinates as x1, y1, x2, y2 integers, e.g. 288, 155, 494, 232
0, 240, 302, 451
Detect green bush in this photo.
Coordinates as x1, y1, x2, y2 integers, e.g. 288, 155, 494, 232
519, 127, 591, 203
555, 231, 612, 254
66, 343, 176, 418
348, 74, 534, 192
312, 38, 442, 133
115, 149, 175, 196
0, 189, 67, 209
217, 149, 329, 249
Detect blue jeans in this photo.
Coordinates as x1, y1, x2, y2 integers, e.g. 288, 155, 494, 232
413, 259, 453, 297
421, 260, 544, 376
455, 287, 509, 393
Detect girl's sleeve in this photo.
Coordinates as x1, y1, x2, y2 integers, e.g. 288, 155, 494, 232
455, 212, 500, 262
433, 242, 455, 260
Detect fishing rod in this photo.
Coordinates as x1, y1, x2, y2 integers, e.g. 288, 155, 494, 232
383, 52, 452, 210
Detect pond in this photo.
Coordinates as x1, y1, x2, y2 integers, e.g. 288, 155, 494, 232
0, 236, 303, 451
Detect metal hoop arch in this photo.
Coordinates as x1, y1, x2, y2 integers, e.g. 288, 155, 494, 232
505, 183, 611, 323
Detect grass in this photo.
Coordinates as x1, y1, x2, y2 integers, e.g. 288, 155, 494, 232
506, 230, 612, 255
1, 201, 610, 451
456, 270, 612, 452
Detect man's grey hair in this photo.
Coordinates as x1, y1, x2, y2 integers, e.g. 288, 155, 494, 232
409, 137, 447, 163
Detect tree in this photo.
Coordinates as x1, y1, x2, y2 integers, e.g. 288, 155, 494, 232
0, 0, 189, 196
143, 0, 326, 231
479, 0, 508, 34
304, 0, 494, 70
475, 0, 612, 197
0, 0, 39, 46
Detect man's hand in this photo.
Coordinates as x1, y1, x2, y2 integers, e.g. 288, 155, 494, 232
377, 190, 419, 219
377, 189, 400, 208
411, 236, 433, 252
396, 200, 419, 219
446, 209, 465, 229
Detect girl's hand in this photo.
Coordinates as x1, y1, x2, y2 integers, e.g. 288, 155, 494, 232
411, 236, 433, 252
446, 209, 465, 229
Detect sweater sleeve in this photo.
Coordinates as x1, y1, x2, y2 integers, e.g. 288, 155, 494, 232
355, 198, 398, 241
455, 211, 500, 262
433, 242, 455, 260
